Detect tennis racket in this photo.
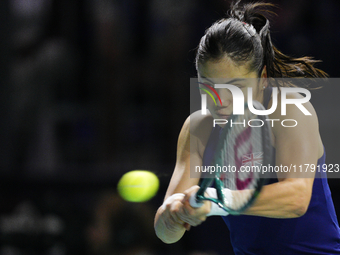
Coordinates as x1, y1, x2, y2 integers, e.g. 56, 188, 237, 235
190, 100, 274, 215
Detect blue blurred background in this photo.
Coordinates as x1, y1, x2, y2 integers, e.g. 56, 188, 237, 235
0, 0, 340, 254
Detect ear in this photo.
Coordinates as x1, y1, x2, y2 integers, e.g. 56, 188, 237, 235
260, 66, 268, 90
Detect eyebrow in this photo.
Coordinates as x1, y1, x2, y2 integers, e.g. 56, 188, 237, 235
200, 76, 245, 85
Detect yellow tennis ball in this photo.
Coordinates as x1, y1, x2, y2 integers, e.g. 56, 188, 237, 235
117, 170, 159, 202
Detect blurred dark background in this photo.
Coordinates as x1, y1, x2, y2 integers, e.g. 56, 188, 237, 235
0, 0, 340, 254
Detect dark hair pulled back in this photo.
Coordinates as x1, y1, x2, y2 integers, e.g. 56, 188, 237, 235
195, 1, 328, 81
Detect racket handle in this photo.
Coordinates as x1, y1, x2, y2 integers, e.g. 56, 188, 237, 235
189, 192, 204, 208
189, 189, 229, 216
195, 188, 230, 217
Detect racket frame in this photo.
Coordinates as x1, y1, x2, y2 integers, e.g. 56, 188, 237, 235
195, 101, 274, 215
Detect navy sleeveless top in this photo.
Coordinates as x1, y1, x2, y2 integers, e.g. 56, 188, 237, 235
202, 88, 340, 254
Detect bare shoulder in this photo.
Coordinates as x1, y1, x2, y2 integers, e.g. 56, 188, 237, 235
167, 110, 214, 195
269, 91, 319, 127
269, 90, 323, 158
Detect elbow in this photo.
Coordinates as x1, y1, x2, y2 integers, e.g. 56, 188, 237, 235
283, 179, 312, 218
291, 187, 311, 217
292, 201, 309, 217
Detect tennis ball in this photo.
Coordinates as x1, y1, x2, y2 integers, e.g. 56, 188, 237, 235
117, 170, 159, 202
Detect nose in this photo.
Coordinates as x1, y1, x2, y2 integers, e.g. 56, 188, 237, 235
216, 88, 232, 107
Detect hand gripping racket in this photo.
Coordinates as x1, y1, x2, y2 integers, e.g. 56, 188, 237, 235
190, 100, 274, 215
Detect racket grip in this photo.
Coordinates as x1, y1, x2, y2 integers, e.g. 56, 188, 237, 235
189, 192, 204, 208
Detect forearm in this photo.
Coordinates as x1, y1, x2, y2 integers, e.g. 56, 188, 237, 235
154, 206, 186, 244
243, 178, 313, 218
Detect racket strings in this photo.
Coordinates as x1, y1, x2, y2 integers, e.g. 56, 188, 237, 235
221, 105, 265, 210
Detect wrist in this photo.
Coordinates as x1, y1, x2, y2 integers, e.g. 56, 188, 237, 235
205, 188, 230, 217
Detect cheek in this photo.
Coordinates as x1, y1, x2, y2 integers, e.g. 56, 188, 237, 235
253, 87, 262, 100
206, 97, 215, 109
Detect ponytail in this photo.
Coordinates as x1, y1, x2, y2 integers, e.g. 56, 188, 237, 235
230, 1, 328, 79
196, 1, 328, 84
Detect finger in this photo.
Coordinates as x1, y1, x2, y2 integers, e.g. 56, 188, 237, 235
170, 201, 186, 224
183, 185, 200, 197
178, 207, 203, 226
170, 199, 182, 213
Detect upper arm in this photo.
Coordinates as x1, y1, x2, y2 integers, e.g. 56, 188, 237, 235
271, 92, 322, 203
244, 93, 323, 217
165, 112, 213, 200
272, 92, 321, 179
165, 116, 200, 198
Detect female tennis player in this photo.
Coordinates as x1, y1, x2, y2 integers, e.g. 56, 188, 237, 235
154, 1, 340, 254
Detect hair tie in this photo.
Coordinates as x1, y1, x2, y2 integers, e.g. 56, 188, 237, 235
241, 21, 256, 37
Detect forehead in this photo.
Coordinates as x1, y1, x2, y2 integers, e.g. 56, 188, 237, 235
198, 57, 257, 82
